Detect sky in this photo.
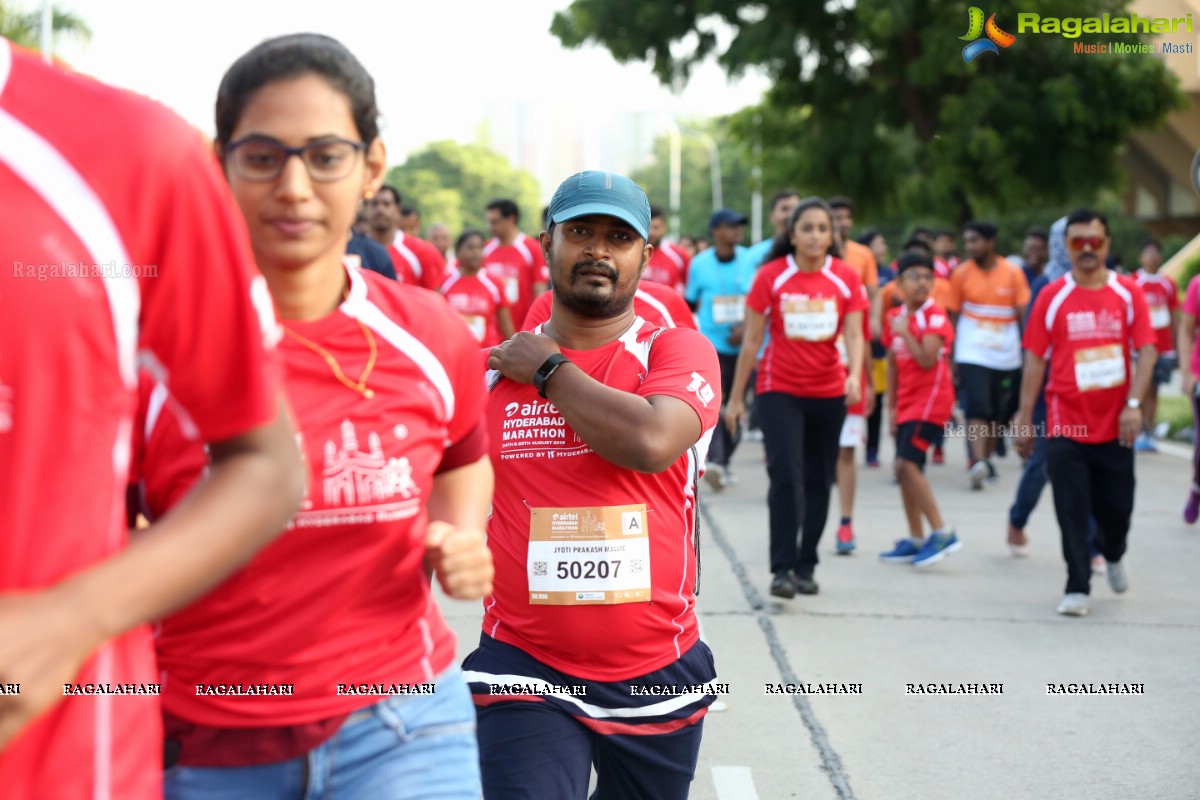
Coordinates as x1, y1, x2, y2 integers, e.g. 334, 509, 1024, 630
47, 0, 771, 169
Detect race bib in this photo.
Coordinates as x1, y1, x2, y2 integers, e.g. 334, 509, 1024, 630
1074, 344, 1125, 391
527, 505, 651, 605
1150, 305, 1171, 330
504, 276, 520, 305
975, 320, 1011, 351
711, 295, 746, 325
464, 314, 487, 343
783, 298, 838, 341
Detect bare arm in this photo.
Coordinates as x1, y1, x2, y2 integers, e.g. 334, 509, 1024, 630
1014, 352, 1047, 459
723, 308, 768, 433
867, 284, 882, 340
497, 307, 515, 341
1180, 312, 1196, 395
425, 456, 494, 600
0, 397, 304, 747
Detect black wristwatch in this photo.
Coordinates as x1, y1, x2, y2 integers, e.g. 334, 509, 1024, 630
533, 353, 571, 399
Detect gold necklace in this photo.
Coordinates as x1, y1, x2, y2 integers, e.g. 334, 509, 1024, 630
283, 317, 378, 399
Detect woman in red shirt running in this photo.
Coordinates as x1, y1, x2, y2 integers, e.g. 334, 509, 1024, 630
137, 34, 493, 799
724, 197, 866, 598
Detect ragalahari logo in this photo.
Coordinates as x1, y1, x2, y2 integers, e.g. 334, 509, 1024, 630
961, 7, 1017, 62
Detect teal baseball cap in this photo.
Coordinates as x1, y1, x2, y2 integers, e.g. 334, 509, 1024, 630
546, 171, 651, 240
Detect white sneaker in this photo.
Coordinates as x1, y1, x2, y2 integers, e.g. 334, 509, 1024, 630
1106, 560, 1129, 594
969, 460, 989, 490
703, 463, 728, 492
1056, 593, 1090, 616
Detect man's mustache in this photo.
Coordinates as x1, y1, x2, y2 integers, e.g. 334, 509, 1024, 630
571, 259, 618, 281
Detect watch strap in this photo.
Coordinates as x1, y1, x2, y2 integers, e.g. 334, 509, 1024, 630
534, 353, 570, 399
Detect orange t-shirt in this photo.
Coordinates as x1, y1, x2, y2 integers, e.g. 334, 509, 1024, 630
842, 240, 879, 289
944, 257, 1031, 369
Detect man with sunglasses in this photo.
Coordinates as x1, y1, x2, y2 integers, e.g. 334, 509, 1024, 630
1016, 209, 1156, 617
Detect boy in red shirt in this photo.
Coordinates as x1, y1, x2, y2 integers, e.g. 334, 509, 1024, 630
1017, 209, 1156, 617
441, 229, 515, 346
879, 253, 960, 567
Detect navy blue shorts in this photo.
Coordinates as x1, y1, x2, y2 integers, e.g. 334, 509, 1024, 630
461, 634, 717, 800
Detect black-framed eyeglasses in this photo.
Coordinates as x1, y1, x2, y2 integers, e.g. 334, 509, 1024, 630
225, 136, 366, 182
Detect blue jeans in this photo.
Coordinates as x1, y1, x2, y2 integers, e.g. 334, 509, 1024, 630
164, 667, 480, 800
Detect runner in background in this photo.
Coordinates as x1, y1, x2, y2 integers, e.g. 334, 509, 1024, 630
468, 170, 721, 800
0, 38, 304, 798
829, 196, 881, 338
724, 197, 866, 598
1020, 229, 1049, 287
399, 203, 421, 236
833, 286, 874, 553
428, 222, 453, 261
644, 205, 690, 296
140, 34, 493, 798
484, 198, 548, 328
367, 185, 446, 289
441, 229, 514, 347
944, 221, 1030, 489
860, 230, 893, 468
933, 230, 959, 279
1176, 270, 1200, 523
879, 252, 960, 567
686, 209, 758, 490
1132, 239, 1178, 452
1017, 209, 1155, 617
346, 218, 398, 280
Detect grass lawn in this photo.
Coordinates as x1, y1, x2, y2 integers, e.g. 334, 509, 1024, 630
1157, 394, 1193, 440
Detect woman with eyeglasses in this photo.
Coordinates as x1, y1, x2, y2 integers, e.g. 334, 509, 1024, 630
722, 197, 866, 599
135, 34, 492, 799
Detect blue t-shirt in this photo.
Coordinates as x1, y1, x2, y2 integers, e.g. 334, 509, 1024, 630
746, 238, 776, 269
346, 232, 397, 280
686, 245, 758, 355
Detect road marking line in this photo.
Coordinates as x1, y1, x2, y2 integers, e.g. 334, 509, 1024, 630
712, 766, 760, 800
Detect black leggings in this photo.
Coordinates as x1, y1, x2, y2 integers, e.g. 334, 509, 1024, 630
710, 353, 742, 467
757, 392, 846, 576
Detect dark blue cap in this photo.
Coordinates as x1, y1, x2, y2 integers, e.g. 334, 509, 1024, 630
710, 209, 749, 229
547, 171, 651, 240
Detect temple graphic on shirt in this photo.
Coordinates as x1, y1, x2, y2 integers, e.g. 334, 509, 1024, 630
323, 419, 417, 506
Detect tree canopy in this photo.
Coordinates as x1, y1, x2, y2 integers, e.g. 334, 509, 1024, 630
0, 1, 90, 51
386, 140, 542, 237
552, 0, 1182, 225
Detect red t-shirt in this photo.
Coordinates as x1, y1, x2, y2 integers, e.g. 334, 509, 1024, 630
483, 319, 720, 680
441, 268, 510, 347
142, 267, 486, 728
521, 280, 698, 332
0, 42, 280, 799
839, 286, 871, 415
1024, 272, 1156, 443
882, 300, 957, 425
748, 255, 868, 398
644, 241, 691, 296
1133, 270, 1178, 355
484, 234, 547, 328
389, 231, 447, 291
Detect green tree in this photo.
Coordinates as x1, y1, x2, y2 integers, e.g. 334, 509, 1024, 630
0, 1, 90, 51
386, 141, 541, 238
553, 0, 1181, 226
631, 117, 758, 242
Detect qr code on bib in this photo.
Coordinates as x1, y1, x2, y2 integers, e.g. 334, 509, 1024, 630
630, 559, 644, 574
533, 561, 548, 577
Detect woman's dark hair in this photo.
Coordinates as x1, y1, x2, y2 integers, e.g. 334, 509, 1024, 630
455, 229, 485, 252
766, 196, 843, 263
215, 33, 380, 148
856, 228, 882, 248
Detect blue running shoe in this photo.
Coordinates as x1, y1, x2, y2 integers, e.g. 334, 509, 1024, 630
912, 530, 962, 567
880, 539, 921, 563
1133, 433, 1157, 453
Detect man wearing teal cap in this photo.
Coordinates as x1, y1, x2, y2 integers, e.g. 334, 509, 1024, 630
464, 170, 723, 799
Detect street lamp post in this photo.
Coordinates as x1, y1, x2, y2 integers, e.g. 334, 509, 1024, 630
40, 0, 53, 63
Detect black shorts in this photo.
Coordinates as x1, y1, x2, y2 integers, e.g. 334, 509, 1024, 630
956, 363, 1021, 424
896, 420, 945, 470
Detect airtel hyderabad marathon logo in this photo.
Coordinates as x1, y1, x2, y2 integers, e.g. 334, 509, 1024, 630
960, 7, 1016, 62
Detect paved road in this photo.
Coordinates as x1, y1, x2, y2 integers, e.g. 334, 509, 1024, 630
438, 428, 1200, 799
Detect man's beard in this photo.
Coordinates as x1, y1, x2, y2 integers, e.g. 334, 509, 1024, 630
550, 258, 638, 319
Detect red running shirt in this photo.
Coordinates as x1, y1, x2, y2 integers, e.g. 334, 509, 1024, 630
142, 267, 487, 727
521, 280, 698, 332
484, 234, 547, 327
882, 300, 957, 425
389, 231, 447, 291
441, 268, 511, 347
1024, 272, 1155, 443
644, 241, 691, 296
483, 319, 720, 680
748, 255, 868, 398
1133, 270, 1178, 355
0, 41, 280, 799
